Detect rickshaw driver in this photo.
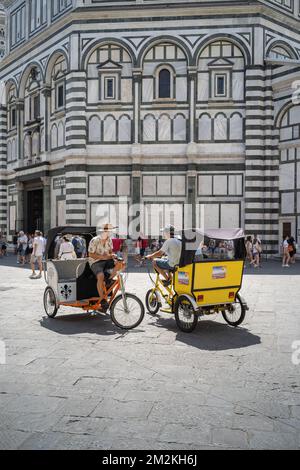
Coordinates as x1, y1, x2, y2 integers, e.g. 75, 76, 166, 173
88, 223, 123, 305
145, 225, 182, 287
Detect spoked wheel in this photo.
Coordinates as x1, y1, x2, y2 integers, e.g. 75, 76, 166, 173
145, 289, 161, 315
110, 293, 145, 330
222, 293, 246, 327
174, 296, 198, 333
44, 286, 58, 318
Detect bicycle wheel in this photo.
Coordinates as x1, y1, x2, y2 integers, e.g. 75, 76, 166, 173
44, 286, 58, 318
110, 293, 145, 330
174, 296, 198, 333
145, 289, 161, 315
222, 294, 246, 327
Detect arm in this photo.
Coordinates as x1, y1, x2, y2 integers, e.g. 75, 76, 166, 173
146, 249, 164, 260
88, 251, 114, 262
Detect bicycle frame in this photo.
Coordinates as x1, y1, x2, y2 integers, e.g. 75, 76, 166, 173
150, 270, 176, 310
59, 272, 123, 312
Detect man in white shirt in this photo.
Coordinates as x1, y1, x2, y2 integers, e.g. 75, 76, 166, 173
146, 225, 182, 286
17, 231, 28, 266
30, 231, 44, 279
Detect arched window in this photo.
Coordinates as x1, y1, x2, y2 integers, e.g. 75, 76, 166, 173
51, 124, 58, 150
7, 84, 17, 131
143, 114, 156, 142
50, 55, 67, 113
89, 115, 101, 142
118, 115, 131, 142
158, 114, 171, 141
229, 113, 244, 141
198, 114, 212, 141
159, 69, 171, 99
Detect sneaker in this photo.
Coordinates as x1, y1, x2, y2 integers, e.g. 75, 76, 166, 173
35, 274, 42, 279
29, 274, 37, 279
162, 279, 171, 287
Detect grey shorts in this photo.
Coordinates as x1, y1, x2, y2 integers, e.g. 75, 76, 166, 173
155, 258, 174, 271
90, 260, 115, 276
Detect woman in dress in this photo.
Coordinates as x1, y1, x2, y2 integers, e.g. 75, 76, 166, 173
58, 236, 77, 260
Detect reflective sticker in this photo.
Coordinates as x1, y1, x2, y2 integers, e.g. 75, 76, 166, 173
178, 272, 190, 285
212, 266, 227, 280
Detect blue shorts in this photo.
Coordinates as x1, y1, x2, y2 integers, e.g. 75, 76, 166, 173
18, 247, 26, 257
155, 258, 173, 271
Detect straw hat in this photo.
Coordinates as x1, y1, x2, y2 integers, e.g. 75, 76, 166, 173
98, 223, 118, 232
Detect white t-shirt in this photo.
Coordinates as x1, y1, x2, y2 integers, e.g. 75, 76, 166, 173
59, 241, 76, 260
18, 235, 28, 249
161, 237, 182, 267
33, 236, 45, 257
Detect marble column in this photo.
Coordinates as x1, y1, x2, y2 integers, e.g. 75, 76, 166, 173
16, 181, 24, 232
132, 69, 142, 144
41, 176, 51, 234
188, 67, 198, 143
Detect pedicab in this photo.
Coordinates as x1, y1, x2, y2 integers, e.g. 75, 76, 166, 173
145, 228, 249, 332
43, 226, 145, 330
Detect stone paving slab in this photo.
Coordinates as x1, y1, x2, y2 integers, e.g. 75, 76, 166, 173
0, 257, 300, 449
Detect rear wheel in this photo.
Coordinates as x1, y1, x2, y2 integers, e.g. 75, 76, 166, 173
222, 294, 246, 327
44, 286, 58, 318
110, 293, 145, 330
175, 296, 198, 333
145, 289, 161, 315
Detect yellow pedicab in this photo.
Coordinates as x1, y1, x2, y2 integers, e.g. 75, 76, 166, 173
145, 228, 249, 332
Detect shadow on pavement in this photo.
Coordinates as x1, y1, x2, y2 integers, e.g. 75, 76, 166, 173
40, 313, 144, 337
150, 315, 261, 351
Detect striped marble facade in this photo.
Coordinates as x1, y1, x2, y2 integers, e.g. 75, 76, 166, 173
0, 0, 300, 254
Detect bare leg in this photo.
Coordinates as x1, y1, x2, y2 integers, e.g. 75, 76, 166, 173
109, 260, 124, 280
153, 260, 169, 281
96, 273, 105, 302
30, 260, 36, 275
38, 259, 43, 275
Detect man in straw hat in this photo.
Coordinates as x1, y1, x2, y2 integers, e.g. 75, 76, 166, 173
88, 223, 123, 308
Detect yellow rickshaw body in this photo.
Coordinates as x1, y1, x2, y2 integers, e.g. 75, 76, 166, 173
174, 260, 244, 307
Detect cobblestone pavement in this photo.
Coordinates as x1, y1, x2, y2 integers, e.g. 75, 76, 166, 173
0, 256, 299, 450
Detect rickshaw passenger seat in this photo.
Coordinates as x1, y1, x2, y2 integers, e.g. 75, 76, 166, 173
76, 262, 99, 301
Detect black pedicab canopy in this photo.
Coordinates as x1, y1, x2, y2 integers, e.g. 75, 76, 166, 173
179, 228, 246, 267
45, 226, 97, 260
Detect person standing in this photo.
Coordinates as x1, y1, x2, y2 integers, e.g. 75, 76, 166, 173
140, 236, 149, 266
26, 233, 34, 264
245, 236, 254, 267
112, 234, 124, 258
13, 232, 18, 255
30, 231, 45, 279
288, 236, 296, 265
0, 232, 7, 258
252, 238, 260, 268
72, 235, 86, 259
134, 237, 143, 267
17, 231, 28, 266
282, 236, 290, 267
